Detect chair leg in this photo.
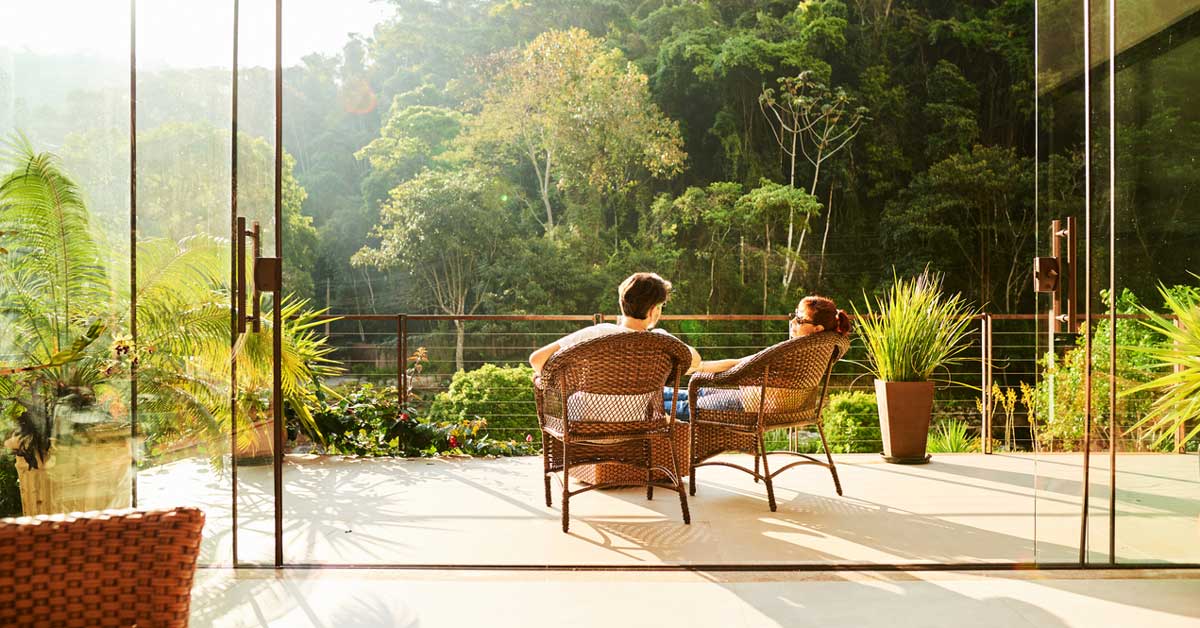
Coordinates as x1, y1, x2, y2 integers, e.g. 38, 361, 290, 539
817, 421, 843, 496
561, 443, 571, 533
754, 453, 761, 483
689, 422, 698, 496
757, 432, 777, 512
645, 441, 654, 501
667, 436, 690, 525
542, 432, 553, 507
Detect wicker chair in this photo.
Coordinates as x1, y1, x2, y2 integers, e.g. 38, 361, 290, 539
534, 331, 694, 532
688, 331, 851, 511
0, 507, 206, 628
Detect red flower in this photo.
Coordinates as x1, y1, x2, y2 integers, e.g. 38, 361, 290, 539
525, 434, 533, 443
449, 435, 459, 449
400, 412, 410, 422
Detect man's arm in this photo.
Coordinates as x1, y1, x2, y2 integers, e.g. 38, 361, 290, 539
529, 341, 561, 376
693, 358, 743, 374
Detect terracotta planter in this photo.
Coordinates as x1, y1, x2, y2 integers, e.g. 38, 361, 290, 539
12, 433, 132, 517
233, 420, 275, 465
875, 379, 935, 464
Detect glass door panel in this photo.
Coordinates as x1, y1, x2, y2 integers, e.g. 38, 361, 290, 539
1110, 0, 1200, 564
231, 0, 281, 566
1035, 0, 1091, 564
0, 1, 132, 521
132, 0, 236, 565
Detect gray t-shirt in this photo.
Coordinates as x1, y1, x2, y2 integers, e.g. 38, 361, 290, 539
556, 323, 700, 372
554, 323, 699, 421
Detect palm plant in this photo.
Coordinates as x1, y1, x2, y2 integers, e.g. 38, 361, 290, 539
853, 269, 979, 382
0, 135, 339, 471
1121, 282, 1200, 449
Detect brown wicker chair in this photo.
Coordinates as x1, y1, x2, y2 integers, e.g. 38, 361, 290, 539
0, 507, 206, 628
688, 331, 851, 511
534, 331, 694, 532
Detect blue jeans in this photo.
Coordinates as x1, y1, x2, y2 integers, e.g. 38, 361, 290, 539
662, 387, 740, 421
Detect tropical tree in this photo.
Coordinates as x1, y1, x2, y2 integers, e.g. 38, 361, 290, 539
759, 72, 868, 287
353, 168, 518, 370
459, 28, 685, 233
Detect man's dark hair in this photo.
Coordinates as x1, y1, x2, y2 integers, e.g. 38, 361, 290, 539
618, 273, 671, 320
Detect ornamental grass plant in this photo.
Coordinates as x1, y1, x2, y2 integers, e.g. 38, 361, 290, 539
854, 270, 979, 382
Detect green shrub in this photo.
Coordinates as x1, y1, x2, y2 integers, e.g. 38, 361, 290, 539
429, 364, 538, 440
0, 452, 20, 517
823, 391, 881, 453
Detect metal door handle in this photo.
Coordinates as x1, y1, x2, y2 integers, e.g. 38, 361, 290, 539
237, 217, 281, 334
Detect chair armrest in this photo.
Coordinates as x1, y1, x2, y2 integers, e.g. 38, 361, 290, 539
687, 358, 759, 389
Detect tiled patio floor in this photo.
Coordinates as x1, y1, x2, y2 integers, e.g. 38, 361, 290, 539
138, 452, 1200, 566
189, 568, 1200, 628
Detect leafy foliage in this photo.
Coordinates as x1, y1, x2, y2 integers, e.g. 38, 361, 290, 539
429, 364, 538, 441
926, 419, 981, 454
1121, 283, 1200, 449
312, 382, 538, 458
822, 391, 881, 453
0, 452, 19, 516
1027, 289, 1166, 451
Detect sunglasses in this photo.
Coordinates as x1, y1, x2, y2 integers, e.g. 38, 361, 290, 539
788, 312, 815, 326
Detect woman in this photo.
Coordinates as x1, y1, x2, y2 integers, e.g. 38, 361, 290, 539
666, 295, 853, 419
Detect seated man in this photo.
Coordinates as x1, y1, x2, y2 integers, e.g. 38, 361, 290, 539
529, 272, 729, 420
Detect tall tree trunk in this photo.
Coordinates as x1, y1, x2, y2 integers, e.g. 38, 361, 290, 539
762, 223, 770, 314
739, 236, 745, 284
454, 319, 465, 373
817, 185, 834, 285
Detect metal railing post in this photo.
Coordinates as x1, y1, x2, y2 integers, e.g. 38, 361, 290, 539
399, 314, 408, 411
982, 314, 993, 454
1174, 316, 1186, 453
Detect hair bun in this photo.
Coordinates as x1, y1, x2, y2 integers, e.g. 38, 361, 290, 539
835, 310, 853, 336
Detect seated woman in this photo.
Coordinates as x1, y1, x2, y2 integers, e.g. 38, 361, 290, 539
664, 295, 853, 420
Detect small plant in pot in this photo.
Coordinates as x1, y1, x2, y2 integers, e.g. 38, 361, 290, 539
854, 270, 978, 464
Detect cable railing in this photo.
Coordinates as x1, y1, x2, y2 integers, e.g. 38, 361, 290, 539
310, 312, 1192, 454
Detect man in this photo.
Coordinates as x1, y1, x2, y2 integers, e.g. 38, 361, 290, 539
529, 272, 704, 375
529, 273, 736, 419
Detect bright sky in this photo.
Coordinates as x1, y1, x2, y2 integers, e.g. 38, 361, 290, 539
0, 0, 392, 68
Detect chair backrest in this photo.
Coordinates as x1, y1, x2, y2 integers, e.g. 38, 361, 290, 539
721, 331, 850, 418
538, 330, 693, 426
0, 507, 206, 628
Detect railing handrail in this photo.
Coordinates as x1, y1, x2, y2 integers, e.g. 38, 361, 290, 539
313, 312, 1177, 322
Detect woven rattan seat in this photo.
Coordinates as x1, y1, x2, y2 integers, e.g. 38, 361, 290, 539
688, 331, 851, 511
534, 331, 694, 532
0, 507, 206, 627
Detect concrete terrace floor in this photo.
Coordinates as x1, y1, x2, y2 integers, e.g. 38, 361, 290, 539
188, 568, 1200, 628
137, 452, 1200, 567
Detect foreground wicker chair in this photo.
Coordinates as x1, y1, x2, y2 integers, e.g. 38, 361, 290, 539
688, 331, 850, 511
0, 507, 206, 628
534, 331, 694, 532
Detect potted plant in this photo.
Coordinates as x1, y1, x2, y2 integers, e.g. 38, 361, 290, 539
854, 270, 978, 464
0, 322, 131, 515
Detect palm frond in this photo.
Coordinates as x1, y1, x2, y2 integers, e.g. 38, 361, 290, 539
1120, 282, 1200, 448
